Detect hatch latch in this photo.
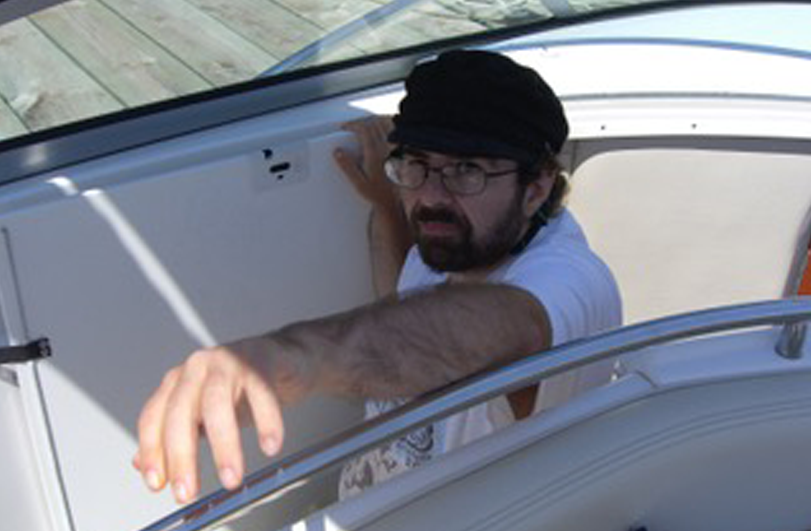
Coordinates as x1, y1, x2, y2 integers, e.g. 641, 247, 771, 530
0, 338, 51, 364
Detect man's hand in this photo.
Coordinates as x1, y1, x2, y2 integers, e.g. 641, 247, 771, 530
334, 116, 398, 212
334, 116, 412, 297
133, 340, 302, 504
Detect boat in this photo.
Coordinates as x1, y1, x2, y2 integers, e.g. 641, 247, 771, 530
2, 1, 811, 530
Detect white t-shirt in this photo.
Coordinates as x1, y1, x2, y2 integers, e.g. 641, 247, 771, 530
338, 209, 622, 499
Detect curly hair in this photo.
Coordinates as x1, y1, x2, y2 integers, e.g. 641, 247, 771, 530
518, 155, 570, 219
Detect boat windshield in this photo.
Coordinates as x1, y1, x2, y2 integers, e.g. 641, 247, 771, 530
0, 0, 669, 145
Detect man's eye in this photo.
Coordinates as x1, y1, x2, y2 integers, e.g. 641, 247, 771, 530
456, 161, 484, 176
404, 158, 429, 170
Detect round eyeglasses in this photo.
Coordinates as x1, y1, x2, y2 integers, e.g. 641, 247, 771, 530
384, 155, 519, 196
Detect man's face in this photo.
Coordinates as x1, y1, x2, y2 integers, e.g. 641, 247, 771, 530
397, 149, 531, 273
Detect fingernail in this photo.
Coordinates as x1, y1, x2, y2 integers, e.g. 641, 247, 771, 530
145, 469, 161, 491
173, 480, 189, 503
261, 435, 279, 456
220, 467, 239, 489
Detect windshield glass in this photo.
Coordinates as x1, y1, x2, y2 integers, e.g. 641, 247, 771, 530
0, 0, 668, 144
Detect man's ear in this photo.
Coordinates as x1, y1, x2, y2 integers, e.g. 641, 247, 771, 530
522, 170, 554, 217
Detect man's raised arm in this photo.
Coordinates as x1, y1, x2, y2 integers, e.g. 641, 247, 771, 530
334, 117, 412, 298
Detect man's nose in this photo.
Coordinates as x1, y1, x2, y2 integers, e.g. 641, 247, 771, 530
417, 172, 453, 206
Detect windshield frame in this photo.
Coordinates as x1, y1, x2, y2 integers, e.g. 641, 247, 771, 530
0, 0, 790, 186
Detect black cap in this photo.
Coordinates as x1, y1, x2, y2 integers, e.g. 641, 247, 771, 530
389, 49, 569, 163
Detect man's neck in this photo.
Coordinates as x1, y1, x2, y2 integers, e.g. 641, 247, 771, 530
447, 260, 506, 284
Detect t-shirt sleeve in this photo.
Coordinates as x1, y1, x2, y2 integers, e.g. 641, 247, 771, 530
500, 242, 622, 412
500, 243, 622, 347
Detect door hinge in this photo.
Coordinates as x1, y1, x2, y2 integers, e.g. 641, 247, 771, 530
0, 338, 51, 364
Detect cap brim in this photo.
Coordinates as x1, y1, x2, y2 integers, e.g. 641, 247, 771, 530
388, 125, 536, 163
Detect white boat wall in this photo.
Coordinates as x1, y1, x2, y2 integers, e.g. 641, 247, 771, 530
0, 93, 380, 531
2, 2, 811, 531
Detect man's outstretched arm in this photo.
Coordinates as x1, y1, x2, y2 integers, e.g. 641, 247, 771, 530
276, 283, 550, 398
134, 282, 550, 504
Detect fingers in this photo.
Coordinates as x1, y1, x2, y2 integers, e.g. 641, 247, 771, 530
163, 354, 207, 503
132, 452, 141, 471
342, 116, 392, 160
369, 115, 393, 146
341, 114, 392, 135
335, 115, 398, 208
201, 367, 245, 490
333, 148, 374, 201
137, 368, 180, 493
244, 372, 284, 457
136, 347, 288, 505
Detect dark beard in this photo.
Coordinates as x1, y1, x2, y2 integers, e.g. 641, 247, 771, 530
410, 192, 525, 273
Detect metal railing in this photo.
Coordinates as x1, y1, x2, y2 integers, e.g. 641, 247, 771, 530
139, 297, 811, 531
777, 321, 808, 359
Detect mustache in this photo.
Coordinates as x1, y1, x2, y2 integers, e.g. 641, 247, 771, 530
412, 206, 464, 225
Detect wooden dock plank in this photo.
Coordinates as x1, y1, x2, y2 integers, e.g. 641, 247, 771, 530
568, 0, 644, 12
30, 1, 211, 107
0, 17, 122, 132
0, 95, 28, 140
184, 0, 325, 62
99, 0, 276, 85
378, 2, 486, 46
424, 0, 551, 26
274, 0, 442, 59
272, 0, 380, 32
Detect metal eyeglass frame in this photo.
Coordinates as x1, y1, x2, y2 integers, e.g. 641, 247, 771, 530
384, 154, 519, 195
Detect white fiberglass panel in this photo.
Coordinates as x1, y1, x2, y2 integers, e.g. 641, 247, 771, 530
0, 112, 372, 531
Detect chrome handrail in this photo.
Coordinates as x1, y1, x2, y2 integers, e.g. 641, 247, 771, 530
139, 298, 811, 531
777, 322, 807, 359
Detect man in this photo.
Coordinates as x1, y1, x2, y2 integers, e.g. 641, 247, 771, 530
134, 50, 622, 504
